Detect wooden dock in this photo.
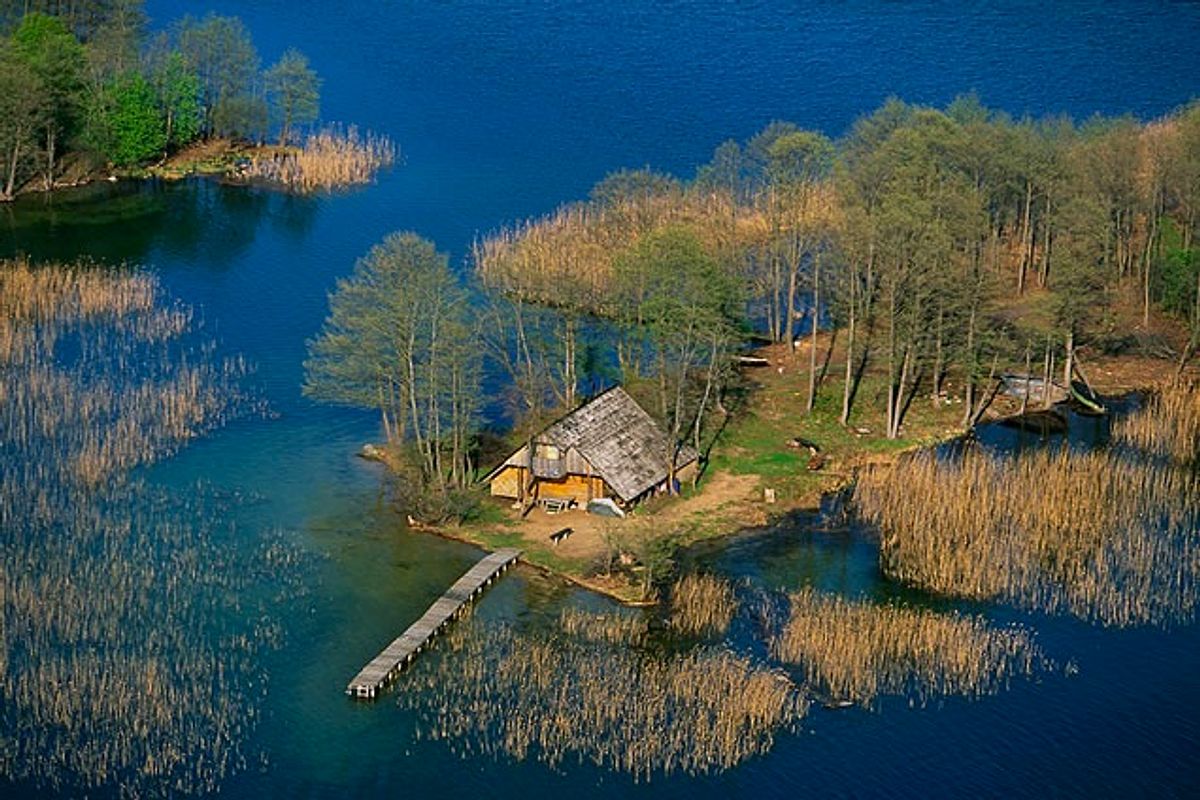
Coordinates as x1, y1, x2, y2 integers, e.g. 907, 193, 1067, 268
346, 548, 522, 699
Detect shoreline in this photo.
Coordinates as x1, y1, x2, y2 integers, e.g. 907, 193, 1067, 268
405, 346, 1189, 607
4, 140, 292, 201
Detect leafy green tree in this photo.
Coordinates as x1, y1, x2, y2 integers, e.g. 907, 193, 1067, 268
264, 48, 320, 145
12, 12, 85, 188
0, 40, 41, 199
147, 48, 200, 149
84, 72, 165, 167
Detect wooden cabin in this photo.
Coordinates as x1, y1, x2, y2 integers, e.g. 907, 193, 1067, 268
485, 386, 700, 510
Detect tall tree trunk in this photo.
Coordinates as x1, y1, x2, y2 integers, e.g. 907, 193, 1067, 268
840, 261, 857, 426
1063, 329, 1075, 394
563, 314, 577, 408
888, 347, 911, 440
377, 380, 393, 442
1038, 194, 1052, 287
4, 136, 22, 200
886, 285, 897, 439
785, 247, 799, 350
772, 250, 784, 343
1017, 179, 1032, 294
691, 336, 720, 486
1142, 189, 1161, 327
960, 305, 977, 428
931, 305, 944, 406
806, 253, 820, 412
43, 128, 56, 191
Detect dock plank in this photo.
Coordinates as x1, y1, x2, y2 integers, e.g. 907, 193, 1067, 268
346, 548, 521, 699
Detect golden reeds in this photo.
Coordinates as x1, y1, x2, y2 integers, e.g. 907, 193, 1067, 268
246, 125, 397, 192
854, 448, 1200, 626
771, 589, 1046, 707
1, 259, 298, 796
559, 607, 648, 646
404, 621, 805, 781
1113, 382, 1200, 463
0, 260, 248, 488
473, 188, 756, 313
669, 573, 738, 637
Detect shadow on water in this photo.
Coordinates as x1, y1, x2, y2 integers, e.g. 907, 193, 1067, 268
0, 179, 319, 269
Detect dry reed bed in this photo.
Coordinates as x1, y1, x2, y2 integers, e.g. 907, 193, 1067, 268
771, 589, 1046, 708
474, 188, 758, 310
854, 448, 1200, 626
669, 573, 738, 638
1112, 382, 1200, 463
403, 621, 805, 781
1, 259, 300, 796
1, 260, 249, 488
247, 125, 396, 192
559, 607, 648, 646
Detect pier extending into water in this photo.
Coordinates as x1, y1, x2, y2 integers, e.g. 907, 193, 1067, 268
346, 548, 522, 699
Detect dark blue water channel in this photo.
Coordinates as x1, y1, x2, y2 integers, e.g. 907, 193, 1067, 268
3, 1, 1199, 797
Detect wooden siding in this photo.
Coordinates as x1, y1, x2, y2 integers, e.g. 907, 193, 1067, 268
536, 474, 606, 503
490, 466, 523, 498
490, 467, 608, 503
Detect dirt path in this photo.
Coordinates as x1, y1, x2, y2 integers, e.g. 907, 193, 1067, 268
496, 470, 761, 566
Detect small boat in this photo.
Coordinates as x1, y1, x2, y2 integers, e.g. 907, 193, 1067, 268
998, 408, 1069, 435
999, 374, 1069, 405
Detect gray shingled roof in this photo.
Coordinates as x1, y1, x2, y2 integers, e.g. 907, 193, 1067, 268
494, 386, 698, 502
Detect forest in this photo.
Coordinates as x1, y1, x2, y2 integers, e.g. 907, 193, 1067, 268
0, 0, 320, 199
305, 95, 1200, 519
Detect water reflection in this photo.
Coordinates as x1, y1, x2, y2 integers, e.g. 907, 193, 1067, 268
0, 180, 320, 270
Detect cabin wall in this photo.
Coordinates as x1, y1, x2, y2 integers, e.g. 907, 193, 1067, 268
677, 460, 699, 486
536, 474, 608, 504
489, 466, 524, 498
489, 467, 608, 504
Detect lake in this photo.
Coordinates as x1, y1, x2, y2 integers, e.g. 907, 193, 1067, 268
2, 1, 1198, 797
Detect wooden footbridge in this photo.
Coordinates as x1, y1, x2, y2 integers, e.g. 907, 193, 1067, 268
346, 548, 522, 699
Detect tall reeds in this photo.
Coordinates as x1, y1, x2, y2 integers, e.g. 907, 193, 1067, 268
1, 259, 248, 489
1, 258, 300, 796
473, 188, 757, 313
1113, 382, 1200, 463
854, 448, 1200, 626
246, 125, 397, 192
559, 607, 648, 646
669, 573, 738, 638
770, 589, 1046, 707
404, 620, 805, 781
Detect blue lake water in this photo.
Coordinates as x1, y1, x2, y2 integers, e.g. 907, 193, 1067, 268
3, 1, 1199, 797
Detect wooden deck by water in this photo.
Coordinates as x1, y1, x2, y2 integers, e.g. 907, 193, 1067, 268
346, 548, 522, 699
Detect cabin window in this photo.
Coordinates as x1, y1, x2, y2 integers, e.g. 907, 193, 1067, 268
536, 444, 560, 460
